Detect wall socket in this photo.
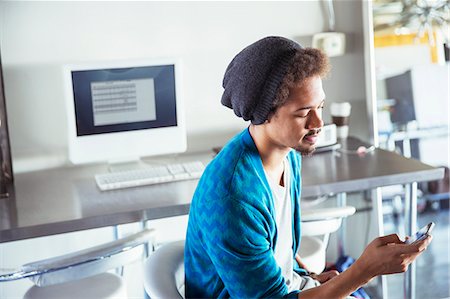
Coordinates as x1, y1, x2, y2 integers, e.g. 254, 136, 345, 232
312, 32, 346, 57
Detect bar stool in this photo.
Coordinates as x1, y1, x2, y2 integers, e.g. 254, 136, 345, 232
23, 272, 127, 299
1, 228, 156, 299
299, 206, 356, 273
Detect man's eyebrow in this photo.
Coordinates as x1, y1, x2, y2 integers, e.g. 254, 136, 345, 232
294, 100, 325, 111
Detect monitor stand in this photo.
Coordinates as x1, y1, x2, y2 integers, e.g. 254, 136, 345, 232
106, 154, 181, 173
107, 158, 150, 173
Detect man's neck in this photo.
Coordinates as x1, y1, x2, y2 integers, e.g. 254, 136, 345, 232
249, 124, 291, 174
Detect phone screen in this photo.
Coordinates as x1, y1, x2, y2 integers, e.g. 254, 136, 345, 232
405, 222, 435, 244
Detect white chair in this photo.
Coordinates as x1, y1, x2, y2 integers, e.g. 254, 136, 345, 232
299, 206, 356, 273
1, 228, 156, 299
143, 240, 185, 299
143, 206, 355, 298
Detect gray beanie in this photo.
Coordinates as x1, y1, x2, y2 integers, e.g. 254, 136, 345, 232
221, 36, 303, 125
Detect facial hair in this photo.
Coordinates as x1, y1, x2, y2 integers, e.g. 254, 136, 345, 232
294, 128, 322, 156
295, 145, 316, 157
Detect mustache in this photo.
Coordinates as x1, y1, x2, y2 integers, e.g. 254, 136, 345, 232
305, 128, 321, 136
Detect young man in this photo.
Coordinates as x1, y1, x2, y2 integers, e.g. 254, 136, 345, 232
184, 36, 431, 299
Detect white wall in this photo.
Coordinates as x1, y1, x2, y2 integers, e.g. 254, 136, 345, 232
0, 1, 370, 173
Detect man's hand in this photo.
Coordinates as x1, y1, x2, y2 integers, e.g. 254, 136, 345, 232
310, 270, 339, 283
355, 233, 432, 278
295, 254, 339, 283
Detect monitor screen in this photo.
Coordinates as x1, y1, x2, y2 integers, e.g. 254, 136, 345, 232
385, 70, 416, 126
64, 59, 186, 164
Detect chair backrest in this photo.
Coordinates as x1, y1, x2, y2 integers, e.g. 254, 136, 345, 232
143, 240, 185, 299
301, 206, 356, 236
0, 228, 156, 287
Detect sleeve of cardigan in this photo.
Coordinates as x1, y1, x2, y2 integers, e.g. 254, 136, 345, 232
199, 195, 300, 298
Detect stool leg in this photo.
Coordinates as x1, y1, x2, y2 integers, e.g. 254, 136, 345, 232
404, 182, 418, 299
113, 225, 125, 276
337, 192, 347, 257
141, 221, 153, 299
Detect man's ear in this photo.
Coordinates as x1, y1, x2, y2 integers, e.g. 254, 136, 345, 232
265, 111, 275, 123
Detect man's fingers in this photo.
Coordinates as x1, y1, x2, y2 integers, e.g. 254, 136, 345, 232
413, 234, 433, 252
399, 235, 433, 254
375, 234, 403, 246
314, 270, 340, 283
322, 270, 339, 279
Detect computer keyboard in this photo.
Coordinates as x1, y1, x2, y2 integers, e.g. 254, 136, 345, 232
95, 161, 205, 191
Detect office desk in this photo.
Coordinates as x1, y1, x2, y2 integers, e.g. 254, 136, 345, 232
0, 137, 444, 297
0, 137, 443, 242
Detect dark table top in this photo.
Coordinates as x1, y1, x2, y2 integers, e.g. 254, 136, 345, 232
0, 137, 444, 243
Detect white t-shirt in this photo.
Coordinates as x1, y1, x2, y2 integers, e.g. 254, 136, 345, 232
265, 160, 355, 298
265, 159, 302, 292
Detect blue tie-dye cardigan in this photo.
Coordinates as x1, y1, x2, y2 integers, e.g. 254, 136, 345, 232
185, 128, 305, 298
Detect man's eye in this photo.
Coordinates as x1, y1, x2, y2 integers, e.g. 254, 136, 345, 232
297, 112, 309, 118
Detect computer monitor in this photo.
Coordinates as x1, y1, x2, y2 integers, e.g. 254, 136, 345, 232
64, 59, 186, 165
385, 64, 449, 129
385, 70, 416, 126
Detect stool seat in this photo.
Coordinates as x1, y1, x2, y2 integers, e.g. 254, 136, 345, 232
144, 240, 185, 299
23, 272, 127, 299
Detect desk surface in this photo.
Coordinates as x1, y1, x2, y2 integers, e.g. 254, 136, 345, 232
0, 137, 444, 243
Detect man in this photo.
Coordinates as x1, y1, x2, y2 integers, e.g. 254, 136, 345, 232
184, 36, 431, 298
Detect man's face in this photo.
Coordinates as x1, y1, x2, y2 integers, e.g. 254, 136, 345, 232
264, 75, 325, 155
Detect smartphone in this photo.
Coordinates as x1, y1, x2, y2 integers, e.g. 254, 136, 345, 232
405, 222, 435, 244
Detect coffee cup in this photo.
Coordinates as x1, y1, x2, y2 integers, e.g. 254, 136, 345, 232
330, 102, 351, 138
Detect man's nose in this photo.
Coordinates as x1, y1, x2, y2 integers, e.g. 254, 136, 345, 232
307, 110, 324, 129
